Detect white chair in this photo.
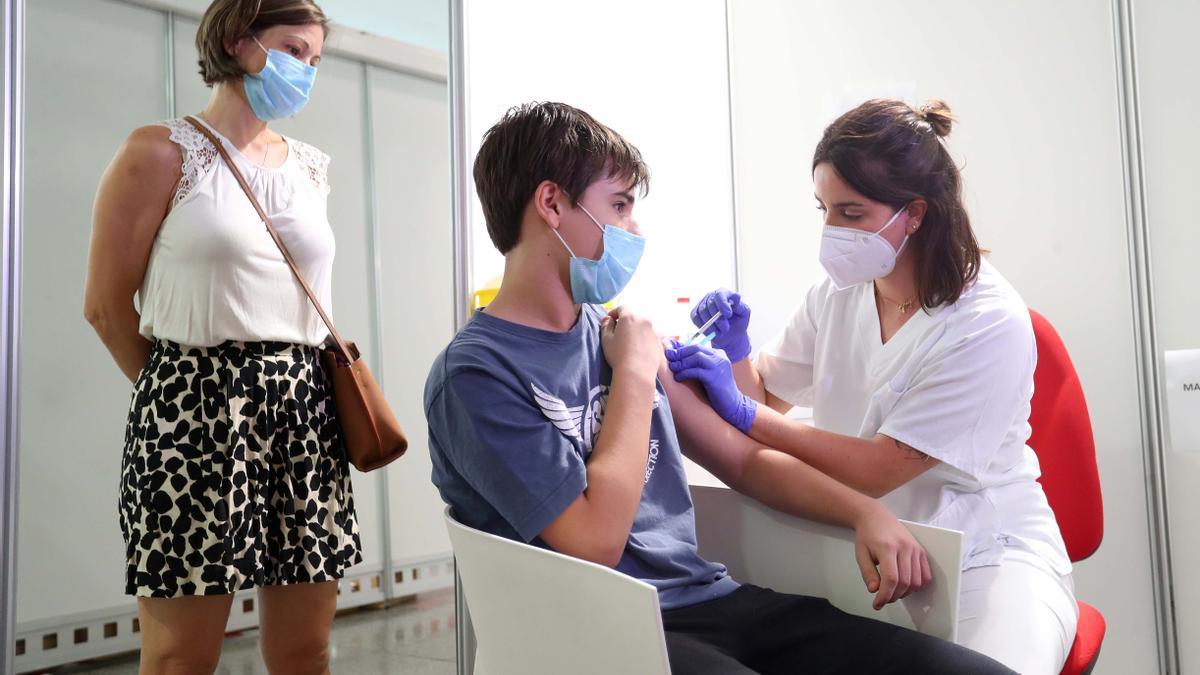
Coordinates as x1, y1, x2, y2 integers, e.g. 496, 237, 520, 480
446, 485, 963, 675
445, 506, 671, 675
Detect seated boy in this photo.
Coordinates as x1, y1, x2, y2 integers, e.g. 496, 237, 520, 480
424, 101, 1012, 675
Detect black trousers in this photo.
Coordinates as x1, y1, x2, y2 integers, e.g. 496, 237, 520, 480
662, 585, 1015, 675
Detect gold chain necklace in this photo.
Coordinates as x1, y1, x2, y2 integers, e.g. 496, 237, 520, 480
876, 287, 916, 314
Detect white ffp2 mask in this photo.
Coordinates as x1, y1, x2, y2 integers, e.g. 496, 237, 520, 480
818, 205, 910, 290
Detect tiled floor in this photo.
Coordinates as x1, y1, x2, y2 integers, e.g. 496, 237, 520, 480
48, 589, 457, 674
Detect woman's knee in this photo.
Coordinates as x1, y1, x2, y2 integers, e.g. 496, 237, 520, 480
261, 637, 331, 675
136, 596, 230, 674
139, 643, 222, 675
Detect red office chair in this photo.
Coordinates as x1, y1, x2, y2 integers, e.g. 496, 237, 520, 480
1027, 309, 1106, 675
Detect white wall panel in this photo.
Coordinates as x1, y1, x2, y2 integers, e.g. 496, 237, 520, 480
372, 65, 454, 560
18, 0, 168, 624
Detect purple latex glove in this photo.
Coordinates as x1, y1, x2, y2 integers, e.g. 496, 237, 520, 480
664, 340, 757, 434
690, 288, 751, 362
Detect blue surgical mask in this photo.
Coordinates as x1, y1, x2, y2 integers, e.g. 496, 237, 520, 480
243, 37, 317, 121
551, 204, 645, 305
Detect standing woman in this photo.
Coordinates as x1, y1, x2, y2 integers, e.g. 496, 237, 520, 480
666, 99, 1077, 675
82, 1, 359, 672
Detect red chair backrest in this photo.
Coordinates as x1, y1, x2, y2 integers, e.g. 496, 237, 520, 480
1027, 309, 1104, 561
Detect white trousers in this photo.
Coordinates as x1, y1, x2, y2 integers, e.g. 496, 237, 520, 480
957, 549, 1078, 675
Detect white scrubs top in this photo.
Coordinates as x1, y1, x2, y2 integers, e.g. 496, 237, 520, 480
755, 260, 1071, 575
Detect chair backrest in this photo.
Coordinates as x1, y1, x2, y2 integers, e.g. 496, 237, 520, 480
444, 508, 671, 675
690, 485, 963, 643
1028, 309, 1104, 561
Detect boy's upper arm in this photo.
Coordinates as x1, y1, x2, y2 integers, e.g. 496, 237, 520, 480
430, 365, 588, 542
657, 358, 756, 486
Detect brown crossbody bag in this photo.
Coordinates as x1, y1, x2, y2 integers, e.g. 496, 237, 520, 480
184, 116, 407, 472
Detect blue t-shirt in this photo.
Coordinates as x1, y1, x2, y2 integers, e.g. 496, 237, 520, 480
424, 305, 738, 610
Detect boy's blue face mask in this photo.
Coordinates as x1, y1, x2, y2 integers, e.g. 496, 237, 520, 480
551, 203, 646, 305
243, 37, 317, 121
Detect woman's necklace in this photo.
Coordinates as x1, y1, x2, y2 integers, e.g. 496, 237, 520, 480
876, 286, 916, 314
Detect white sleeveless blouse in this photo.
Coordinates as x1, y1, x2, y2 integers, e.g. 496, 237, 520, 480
138, 117, 335, 347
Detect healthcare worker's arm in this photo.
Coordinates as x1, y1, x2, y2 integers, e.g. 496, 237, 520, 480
732, 361, 794, 414
752, 308, 1037, 497
748, 408, 937, 498
659, 357, 931, 609
667, 343, 936, 498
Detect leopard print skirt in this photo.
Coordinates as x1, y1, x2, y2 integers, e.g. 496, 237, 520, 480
120, 339, 363, 598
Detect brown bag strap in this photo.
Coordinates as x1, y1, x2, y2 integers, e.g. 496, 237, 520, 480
184, 116, 355, 364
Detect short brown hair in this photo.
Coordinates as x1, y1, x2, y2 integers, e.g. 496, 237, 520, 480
813, 98, 980, 310
473, 102, 649, 254
196, 0, 329, 86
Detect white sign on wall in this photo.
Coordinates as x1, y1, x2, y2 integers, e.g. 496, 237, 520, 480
1165, 349, 1200, 454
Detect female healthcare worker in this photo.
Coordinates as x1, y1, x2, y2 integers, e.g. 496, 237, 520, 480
664, 99, 1077, 675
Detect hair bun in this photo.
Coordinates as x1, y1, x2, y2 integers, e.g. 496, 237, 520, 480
918, 99, 954, 138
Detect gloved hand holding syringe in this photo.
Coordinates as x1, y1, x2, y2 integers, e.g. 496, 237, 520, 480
684, 311, 721, 346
